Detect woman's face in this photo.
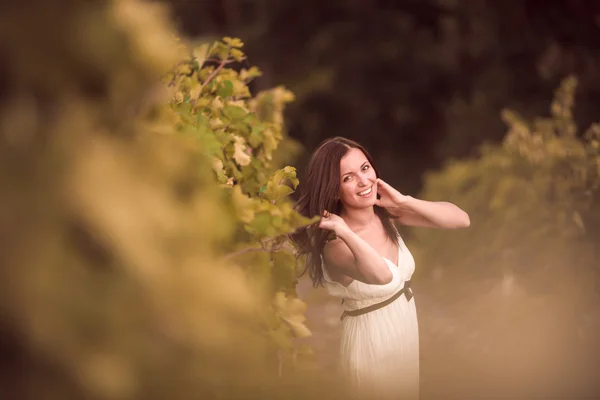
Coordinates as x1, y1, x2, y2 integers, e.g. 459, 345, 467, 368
338, 147, 377, 209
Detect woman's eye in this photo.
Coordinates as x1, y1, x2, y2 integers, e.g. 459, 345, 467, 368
362, 165, 370, 171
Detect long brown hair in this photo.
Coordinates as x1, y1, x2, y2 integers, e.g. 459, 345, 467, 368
291, 137, 399, 287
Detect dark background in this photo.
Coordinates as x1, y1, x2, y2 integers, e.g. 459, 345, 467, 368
167, 0, 600, 194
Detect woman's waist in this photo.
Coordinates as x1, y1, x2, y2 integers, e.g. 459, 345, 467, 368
341, 280, 414, 312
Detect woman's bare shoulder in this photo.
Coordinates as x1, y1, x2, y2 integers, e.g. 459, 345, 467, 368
322, 238, 356, 286
323, 237, 352, 266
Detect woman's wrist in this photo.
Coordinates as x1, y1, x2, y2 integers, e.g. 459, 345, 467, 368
389, 196, 415, 215
334, 224, 353, 240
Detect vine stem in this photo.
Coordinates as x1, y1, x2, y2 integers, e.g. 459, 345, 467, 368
201, 57, 246, 87
223, 238, 297, 261
223, 246, 273, 260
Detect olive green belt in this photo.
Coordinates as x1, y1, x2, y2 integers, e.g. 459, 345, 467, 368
340, 280, 413, 321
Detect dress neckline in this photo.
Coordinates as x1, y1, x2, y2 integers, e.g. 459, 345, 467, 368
382, 239, 402, 269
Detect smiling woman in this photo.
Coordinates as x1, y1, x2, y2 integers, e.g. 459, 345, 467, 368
339, 150, 377, 204
291, 136, 470, 400
292, 138, 399, 287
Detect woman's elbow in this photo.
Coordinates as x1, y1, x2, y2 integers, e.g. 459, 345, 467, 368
455, 211, 470, 228
461, 211, 470, 228
450, 210, 470, 229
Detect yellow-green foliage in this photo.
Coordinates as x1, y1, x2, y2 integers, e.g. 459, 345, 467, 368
0, 1, 341, 399
410, 76, 600, 379
161, 35, 321, 366
412, 76, 599, 292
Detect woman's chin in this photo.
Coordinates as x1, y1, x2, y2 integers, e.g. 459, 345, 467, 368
352, 197, 377, 208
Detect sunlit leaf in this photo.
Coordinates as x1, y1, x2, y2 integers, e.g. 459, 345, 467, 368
223, 105, 247, 121
233, 136, 252, 166
218, 80, 234, 98
192, 43, 210, 68
223, 36, 244, 48
273, 292, 311, 338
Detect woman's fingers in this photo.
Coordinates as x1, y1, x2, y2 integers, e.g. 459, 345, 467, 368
319, 219, 332, 231
377, 178, 400, 198
376, 178, 391, 190
376, 180, 389, 197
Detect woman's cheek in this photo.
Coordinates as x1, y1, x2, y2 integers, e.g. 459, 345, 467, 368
340, 184, 354, 202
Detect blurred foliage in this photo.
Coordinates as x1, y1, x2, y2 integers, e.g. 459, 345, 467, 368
410, 76, 600, 396
413, 75, 599, 291
0, 0, 346, 399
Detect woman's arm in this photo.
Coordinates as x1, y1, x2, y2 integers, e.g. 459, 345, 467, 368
376, 179, 470, 229
388, 197, 470, 229
320, 211, 393, 285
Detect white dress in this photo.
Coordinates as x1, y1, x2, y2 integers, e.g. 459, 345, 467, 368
322, 234, 419, 400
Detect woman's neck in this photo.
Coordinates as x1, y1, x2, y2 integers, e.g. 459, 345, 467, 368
341, 206, 377, 232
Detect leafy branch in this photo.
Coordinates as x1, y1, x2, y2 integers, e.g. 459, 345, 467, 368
201, 57, 244, 87
223, 235, 297, 261
166, 36, 310, 374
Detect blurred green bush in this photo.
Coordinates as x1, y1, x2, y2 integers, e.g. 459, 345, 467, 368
0, 1, 345, 399
414, 75, 599, 296
411, 76, 600, 397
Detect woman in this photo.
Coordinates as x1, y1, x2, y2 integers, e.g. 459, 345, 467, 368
292, 137, 470, 400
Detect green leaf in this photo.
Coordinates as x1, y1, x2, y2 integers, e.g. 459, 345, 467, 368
271, 216, 283, 229
193, 43, 210, 68
223, 105, 247, 121
230, 48, 245, 61
288, 212, 320, 233
218, 80, 234, 98
196, 113, 209, 127
261, 167, 299, 202
271, 251, 297, 292
230, 121, 250, 136
273, 292, 311, 338
248, 211, 275, 237
240, 66, 263, 81
197, 130, 223, 159
223, 36, 244, 48
248, 126, 265, 147
231, 185, 256, 223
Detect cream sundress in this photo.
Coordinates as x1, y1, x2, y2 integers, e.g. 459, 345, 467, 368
322, 234, 419, 400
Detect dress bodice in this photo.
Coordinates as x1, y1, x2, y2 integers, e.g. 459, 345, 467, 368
321, 235, 416, 311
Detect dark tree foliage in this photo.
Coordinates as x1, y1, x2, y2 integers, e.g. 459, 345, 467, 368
169, 0, 600, 195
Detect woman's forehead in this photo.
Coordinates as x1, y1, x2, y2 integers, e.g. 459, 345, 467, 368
340, 148, 368, 173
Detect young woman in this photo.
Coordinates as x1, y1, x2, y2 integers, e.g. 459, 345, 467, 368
292, 137, 470, 400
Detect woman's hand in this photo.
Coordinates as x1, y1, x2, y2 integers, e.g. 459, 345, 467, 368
319, 210, 349, 237
375, 178, 412, 211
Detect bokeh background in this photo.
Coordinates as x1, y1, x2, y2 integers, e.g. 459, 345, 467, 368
169, 0, 600, 194
166, 1, 600, 398
1, 1, 599, 399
